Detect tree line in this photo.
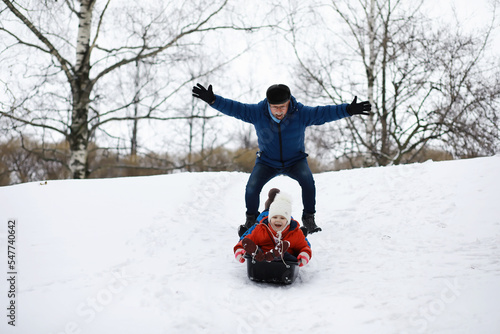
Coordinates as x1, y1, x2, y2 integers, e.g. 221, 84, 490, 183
0, 135, 460, 186
0, 136, 261, 185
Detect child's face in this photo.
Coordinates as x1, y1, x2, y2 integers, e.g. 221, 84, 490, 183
270, 215, 288, 232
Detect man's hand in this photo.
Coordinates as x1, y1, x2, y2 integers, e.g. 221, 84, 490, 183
346, 96, 372, 116
192, 83, 216, 105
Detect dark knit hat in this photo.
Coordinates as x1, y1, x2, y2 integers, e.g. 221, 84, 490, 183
266, 84, 291, 104
265, 188, 280, 211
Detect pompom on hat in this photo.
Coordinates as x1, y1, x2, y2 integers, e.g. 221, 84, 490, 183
265, 188, 280, 211
268, 192, 292, 224
266, 84, 291, 105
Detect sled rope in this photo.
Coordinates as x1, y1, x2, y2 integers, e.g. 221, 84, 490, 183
266, 225, 290, 268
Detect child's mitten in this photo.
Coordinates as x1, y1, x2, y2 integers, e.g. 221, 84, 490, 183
235, 249, 246, 263
297, 252, 310, 267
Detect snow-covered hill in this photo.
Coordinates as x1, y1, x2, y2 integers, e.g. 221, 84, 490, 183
1, 156, 499, 334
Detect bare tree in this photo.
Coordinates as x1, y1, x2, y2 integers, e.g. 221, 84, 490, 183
287, 0, 500, 167
0, 0, 272, 178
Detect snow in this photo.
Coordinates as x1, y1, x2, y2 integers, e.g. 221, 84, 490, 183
1, 156, 500, 334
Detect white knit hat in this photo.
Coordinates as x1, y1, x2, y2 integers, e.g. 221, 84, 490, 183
268, 192, 292, 224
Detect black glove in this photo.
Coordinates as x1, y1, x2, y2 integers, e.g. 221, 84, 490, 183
192, 83, 216, 105
346, 96, 371, 116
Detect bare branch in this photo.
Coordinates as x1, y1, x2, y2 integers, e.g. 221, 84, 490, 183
1, 0, 74, 82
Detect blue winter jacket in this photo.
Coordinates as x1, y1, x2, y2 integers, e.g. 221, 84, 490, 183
211, 94, 351, 168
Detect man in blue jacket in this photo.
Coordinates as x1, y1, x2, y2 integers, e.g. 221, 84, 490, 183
192, 83, 371, 236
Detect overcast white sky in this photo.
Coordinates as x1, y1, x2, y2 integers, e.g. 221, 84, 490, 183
223, 0, 499, 102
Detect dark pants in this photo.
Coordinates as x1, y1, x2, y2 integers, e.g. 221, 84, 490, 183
245, 158, 316, 216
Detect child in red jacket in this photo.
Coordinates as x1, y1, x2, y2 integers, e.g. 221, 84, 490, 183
234, 191, 312, 267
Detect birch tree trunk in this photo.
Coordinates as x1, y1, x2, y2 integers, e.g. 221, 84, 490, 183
364, 0, 376, 165
69, 0, 95, 179
131, 60, 141, 158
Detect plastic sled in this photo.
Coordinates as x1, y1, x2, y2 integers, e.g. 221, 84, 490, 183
244, 254, 299, 284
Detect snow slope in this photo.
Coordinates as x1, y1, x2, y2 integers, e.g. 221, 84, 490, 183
1, 156, 499, 334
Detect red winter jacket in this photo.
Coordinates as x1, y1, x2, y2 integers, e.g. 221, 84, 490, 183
234, 217, 312, 259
